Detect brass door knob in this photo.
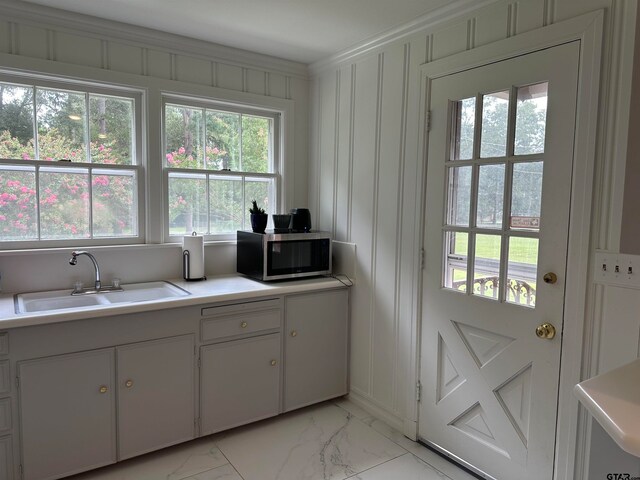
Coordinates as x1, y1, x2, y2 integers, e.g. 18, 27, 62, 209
543, 272, 558, 284
241, 321, 248, 328
125, 380, 134, 388
99, 386, 108, 394
536, 323, 556, 339
270, 360, 277, 366
290, 330, 297, 337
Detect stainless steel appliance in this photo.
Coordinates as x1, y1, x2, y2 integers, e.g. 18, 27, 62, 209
236, 230, 332, 281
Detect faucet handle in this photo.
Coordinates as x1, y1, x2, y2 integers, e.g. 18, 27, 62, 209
112, 278, 121, 289
73, 281, 83, 293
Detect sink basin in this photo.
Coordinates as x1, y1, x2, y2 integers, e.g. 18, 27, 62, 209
15, 281, 190, 313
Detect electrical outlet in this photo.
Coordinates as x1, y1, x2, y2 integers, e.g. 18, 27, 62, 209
594, 251, 639, 287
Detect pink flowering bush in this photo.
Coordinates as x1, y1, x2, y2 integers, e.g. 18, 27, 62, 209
166, 145, 229, 230
0, 130, 135, 240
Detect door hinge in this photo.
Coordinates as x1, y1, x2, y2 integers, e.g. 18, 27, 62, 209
419, 248, 425, 270
15, 375, 19, 388
426, 110, 432, 132
19, 464, 24, 479
416, 381, 422, 402
197, 357, 201, 368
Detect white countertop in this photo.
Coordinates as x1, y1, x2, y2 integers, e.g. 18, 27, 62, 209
574, 358, 640, 457
0, 275, 347, 329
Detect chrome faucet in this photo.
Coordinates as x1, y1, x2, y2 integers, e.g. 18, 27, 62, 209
69, 250, 102, 291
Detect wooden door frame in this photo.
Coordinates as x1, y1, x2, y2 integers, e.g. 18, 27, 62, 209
409, 11, 604, 480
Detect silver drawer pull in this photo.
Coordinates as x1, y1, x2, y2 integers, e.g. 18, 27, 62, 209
271, 359, 277, 366
241, 321, 248, 328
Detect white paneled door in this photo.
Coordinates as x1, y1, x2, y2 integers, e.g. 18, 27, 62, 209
419, 42, 580, 480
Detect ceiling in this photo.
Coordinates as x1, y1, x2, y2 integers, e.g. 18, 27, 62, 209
20, 0, 458, 64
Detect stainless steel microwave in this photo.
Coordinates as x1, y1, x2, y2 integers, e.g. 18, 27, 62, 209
236, 230, 332, 281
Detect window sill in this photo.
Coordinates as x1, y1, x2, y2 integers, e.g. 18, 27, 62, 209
0, 240, 237, 257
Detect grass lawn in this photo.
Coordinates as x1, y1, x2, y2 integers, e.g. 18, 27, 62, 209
454, 233, 538, 264
450, 233, 539, 305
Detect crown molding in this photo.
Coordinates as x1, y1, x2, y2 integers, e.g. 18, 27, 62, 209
309, 0, 501, 74
0, 0, 309, 79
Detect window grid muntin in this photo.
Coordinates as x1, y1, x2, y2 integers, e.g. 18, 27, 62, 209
443, 88, 544, 307
163, 96, 280, 241
165, 168, 276, 240
0, 75, 142, 247
0, 159, 140, 242
163, 100, 277, 174
10, 84, 138, 164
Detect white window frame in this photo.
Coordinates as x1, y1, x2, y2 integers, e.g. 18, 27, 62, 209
0, 73, 145, 250
162, 95, 281, 242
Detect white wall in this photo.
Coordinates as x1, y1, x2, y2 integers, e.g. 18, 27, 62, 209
586, 282, 640, 477
0, 1, 308, 294
308, 0, 640, 477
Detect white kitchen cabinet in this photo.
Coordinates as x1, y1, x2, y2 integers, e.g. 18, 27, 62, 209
18, 335, 195, 480
0, 435, 14, 480
18, 349, 116, 480
8, 283, 349, 480
117, 335, 195, 459
200, 333, 281, 435
284, 289, 349, 412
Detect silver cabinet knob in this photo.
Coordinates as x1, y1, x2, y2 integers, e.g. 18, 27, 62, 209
290, 330, 297, 337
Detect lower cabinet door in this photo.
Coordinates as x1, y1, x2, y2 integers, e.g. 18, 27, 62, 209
117, 335, 195, 460
201, 333, 280, 435
19, 349, 116, 480
284, 289, 349, 411
0, 435, 13, 480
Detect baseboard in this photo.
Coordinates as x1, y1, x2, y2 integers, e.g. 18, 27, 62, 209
347, 390, 405, 433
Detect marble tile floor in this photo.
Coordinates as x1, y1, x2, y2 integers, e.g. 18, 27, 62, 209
67, 398, 477, 480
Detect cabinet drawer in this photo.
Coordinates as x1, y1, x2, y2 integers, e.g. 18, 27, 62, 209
201, 298, 280, 317
0, 398, 10, 433
0, 435, 13, 480
201, 309, 280, 342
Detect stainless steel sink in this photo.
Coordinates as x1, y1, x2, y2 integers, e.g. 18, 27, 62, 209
15, 281, 190, 313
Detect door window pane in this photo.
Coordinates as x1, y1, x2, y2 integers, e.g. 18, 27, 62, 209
168, 172, 207, 235
39, 167, 89, 239
165, 105, 204, 169
209, 176, 242, 234
0, 166, 37, 240
450, 97, 475, 160
480, 91, 509, 158
36, 88, 87, 161
444, 231, 468, 292
92, 170, 137, 237
510, 161, 543, 231
507, 237, 538, 307
446, 166, 472, 226
89, 96, 134, 165
514, 83, 548, 156
476, 164, 505, 229
473, 234, 501, 300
